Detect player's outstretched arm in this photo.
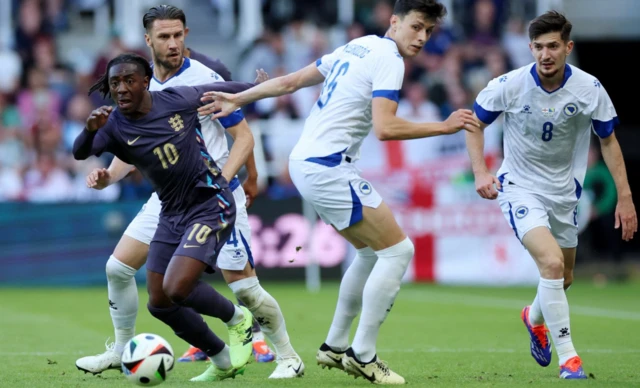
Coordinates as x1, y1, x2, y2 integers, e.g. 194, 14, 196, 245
372, 98, 479, 141
197, 62, 325, 119
600, 132, 637, 241
465, 113, 501, 200
86, 157, 135, 190
221, 119, 255, 184
73, 106, 113, 160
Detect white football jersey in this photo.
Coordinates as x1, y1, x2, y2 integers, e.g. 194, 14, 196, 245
289, 35, 405, 165
474, 63, 618, 197
149, 57, 245, 171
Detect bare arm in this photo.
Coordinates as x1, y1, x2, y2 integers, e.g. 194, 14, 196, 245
465, 114, 490, 174
241, 148, 259, 208
222, 119, 255, 183
371, 98, 479, 140
465, 113, 502, 199
197, 62, 326, 118
600, 132, 637, 240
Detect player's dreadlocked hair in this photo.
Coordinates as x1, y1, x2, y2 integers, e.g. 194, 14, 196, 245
88, 53, 152, 98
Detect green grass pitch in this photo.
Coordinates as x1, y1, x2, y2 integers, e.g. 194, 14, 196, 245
1, 281, 639, 387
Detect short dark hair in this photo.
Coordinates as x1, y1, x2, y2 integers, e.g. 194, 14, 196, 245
143, 5, 186, 31
393, 0, 447, 22
528, 10, 572, 42
89, 53, 152, 98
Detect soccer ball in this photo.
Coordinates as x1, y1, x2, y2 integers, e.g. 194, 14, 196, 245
121, 333, 174, 386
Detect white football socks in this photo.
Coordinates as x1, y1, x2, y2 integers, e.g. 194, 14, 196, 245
538, 277, 578, 365
105, 255, 138, 354
529, 292, 545, 325
351, 238, 414, 363
229, 276, 297, 359
210, 344, 232, 370
325, 246, 378, 351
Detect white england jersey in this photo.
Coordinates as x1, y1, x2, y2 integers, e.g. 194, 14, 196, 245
289, 35, 405, 165
474, 63, 618, 198
149, 57, 244, 187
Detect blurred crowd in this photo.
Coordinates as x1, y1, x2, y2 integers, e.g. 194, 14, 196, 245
0, 0, 608, 214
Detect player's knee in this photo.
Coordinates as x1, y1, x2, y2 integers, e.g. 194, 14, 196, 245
162, 280, 191, 305
380, 237, 414, 266
229, 276, 263, 309
539, 255, 564, 278
106, 255, 137, 283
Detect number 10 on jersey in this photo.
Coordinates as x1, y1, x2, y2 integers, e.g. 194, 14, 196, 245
317, 60, 350, 109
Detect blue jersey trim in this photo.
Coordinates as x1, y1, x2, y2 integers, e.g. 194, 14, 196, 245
592, 117, 618, 138
239, 230, 255, 269
229, 176, 241, 191
349, 183, 363, 227
218, 110, 244, 129
316, 58, 322, 67
304, 148, 347, 168
574, 178, 582, 200
507, 202, 521, 242
530, 63, 572, 94
372, 89, 400, 102
474, 101, 502, 125
152, 57, 191, 85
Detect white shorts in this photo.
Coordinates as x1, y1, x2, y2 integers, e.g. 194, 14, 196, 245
124, 181, 254, 271
497, 179, 579, 248
288, 159, 383, 231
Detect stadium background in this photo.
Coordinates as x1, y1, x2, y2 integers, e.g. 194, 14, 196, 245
0, 0, 639, 287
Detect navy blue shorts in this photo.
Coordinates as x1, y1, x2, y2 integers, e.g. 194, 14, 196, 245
146, 187, 236, 274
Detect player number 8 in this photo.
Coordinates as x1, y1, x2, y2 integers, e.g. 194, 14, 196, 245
542, 122, 553, 142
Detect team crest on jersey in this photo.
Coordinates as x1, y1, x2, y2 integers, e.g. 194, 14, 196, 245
359, 181, 372, 195
515, 206, 528, 219
521, 105, 532, 114
169, 114, 184, 131
563, 103, 578, 117
541, 108, 555, 117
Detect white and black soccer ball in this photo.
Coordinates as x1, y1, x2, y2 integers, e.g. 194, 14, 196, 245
121, 333, 174, 386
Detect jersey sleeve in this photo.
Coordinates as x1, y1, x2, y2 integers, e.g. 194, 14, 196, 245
315, 45, 345, 77
72, 117, 116, 160
163, 82, 255, 111
474, 76, 507, 125
217, 109, 245, 128
590, 81, 619, 138
371, 54, 404, 103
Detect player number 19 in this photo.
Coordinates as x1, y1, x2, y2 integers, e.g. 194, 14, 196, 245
153, 143, 179, 169
542, 122, 553, 142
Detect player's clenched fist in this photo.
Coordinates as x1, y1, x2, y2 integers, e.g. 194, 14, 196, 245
86, 106, 113, 132
86, 168, 112, 190
443, 109, 480, 134
474, 171, 502, 200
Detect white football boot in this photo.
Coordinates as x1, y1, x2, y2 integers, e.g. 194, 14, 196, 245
76, 341, 121, 375
342, 348, 405, 385
268, 356, 305, 379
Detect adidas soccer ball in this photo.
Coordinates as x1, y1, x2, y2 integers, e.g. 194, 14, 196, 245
121, 333, 174, 386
